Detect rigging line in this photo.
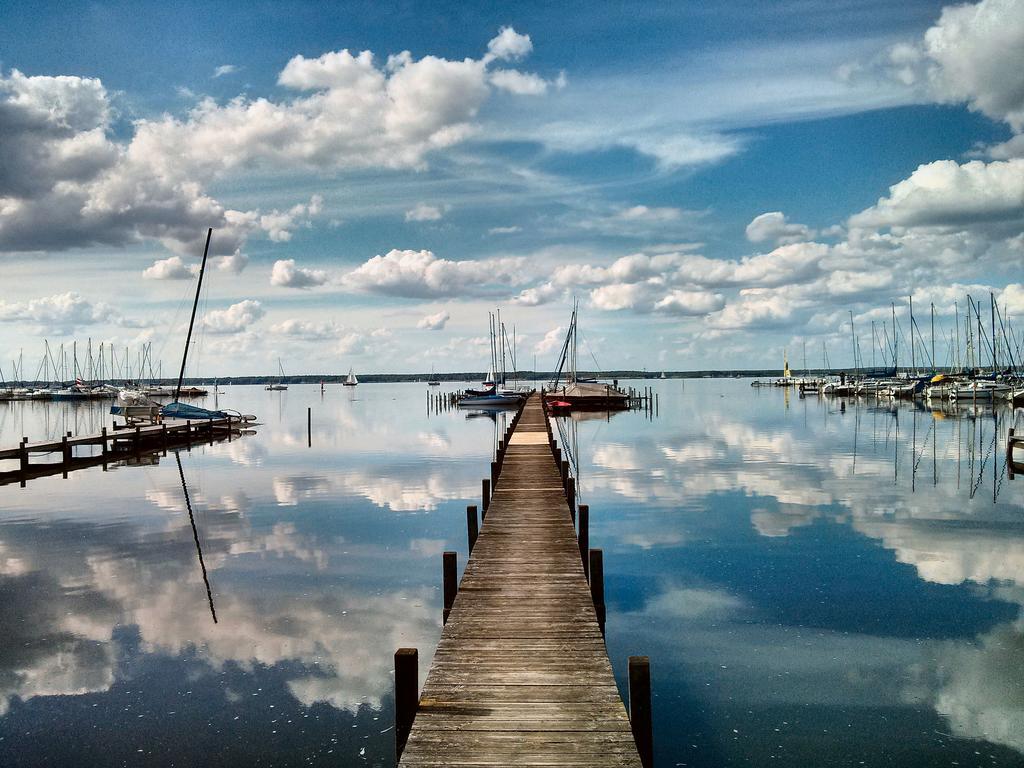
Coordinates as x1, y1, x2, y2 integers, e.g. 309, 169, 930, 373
580, 332, 602, 373
912, 418, 935, 475
175, 450, 218, 624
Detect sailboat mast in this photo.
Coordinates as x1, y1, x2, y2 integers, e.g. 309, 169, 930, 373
891, 302, 897, 373
909, 296, 915, 373
175, 228, 213, 401
850, 311, 856, 371
990, 292, 997, 371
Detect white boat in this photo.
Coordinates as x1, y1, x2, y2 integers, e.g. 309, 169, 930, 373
949, 380, 1012, 401
343, 367, 358, 387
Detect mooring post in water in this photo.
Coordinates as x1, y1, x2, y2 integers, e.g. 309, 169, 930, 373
482, 478, 490, 515
578, 504, 589, 579
394, 648, 418, 761
490, 460, 498, 487
442, 551, 457, 625
307, 407, 311, 447
19, 438, 28, 473
589, 548, 605, 636
628, 656, 654, 768
467, 505, 479, 552
566, 476, 576, 517
100, 427, 108, 468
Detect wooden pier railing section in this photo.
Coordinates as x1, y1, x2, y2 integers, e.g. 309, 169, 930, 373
395, 392, 653, 767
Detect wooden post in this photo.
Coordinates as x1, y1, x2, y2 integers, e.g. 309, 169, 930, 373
133, 426, 141, 455
100, 427, 108, 470
394, 648, 418, 761
566, 477, 575, 517
307, 407, 312, 447
61, 434, 71, 463
560, 458, 569, 488
467, 505, 479, 552
443, 551, 457, 625
482, 478, 490, 515
589, 548, 605, 636
628, 656, 654, 768
19, 437, 29, 473
1010, 428, 1017, 480
578, 504, 589, 579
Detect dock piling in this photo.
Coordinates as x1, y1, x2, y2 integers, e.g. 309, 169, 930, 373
442, 551, 457, 624
578, 504, 589, 579
589, 548, 605, 636
628, 656, 654, 768
394, 648, 419, 761
466, 505, 479, 552
566, 476, 575, 517
482, 478, 490, 515
307, 407, 311, 447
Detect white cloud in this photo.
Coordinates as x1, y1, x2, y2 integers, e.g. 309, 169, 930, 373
342, 248, 525, 298
486, 27, 533, 61
745, 211, 816, 245
488, 225, 521, 235
0, 291, 116, 333
203, 299, 264, 333
513, 282, 562, 306
270, 319, 342, 340
216, 249, 249, 274
534, 326, 564, 355
616, 205, 684, 222
490, 69, 549, 96
404, 203, 445, 222
142, 255, 198, 280
417, 310, 450, 330
270, 258, 328, 289
212, 64, 240, 78
849, 159, 1024, 231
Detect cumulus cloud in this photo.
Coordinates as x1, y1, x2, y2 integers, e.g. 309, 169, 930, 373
404, 203, 445, 222
0, 28, 544, 254
342, 248, 525, 298
203, 299, 264, 333
270, 259, 328, 289
514, 282, 562, 306
848, 159, 1024, 231
142, 255, 198, 280
485, 27, 533, 61
0, 291, 117, 333
745, 211, 816, 245
216, 249, 249, 274
417, 310, 450, 330
212, 64, 239, 78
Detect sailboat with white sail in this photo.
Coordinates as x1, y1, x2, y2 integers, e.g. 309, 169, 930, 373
343, 367, 358, 387
544, 300, 627, 410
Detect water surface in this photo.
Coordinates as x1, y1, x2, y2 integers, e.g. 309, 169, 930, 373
1, 381, 1022, 766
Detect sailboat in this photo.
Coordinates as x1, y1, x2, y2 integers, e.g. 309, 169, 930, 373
543, 300, 627, 410
266, 358, 288, 390
113, 228, 255, 426
343, 366, 358, 387
427, 366, 440, 386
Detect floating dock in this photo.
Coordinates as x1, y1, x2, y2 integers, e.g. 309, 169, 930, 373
0, 417, 245, 486
396, 392, 650, 767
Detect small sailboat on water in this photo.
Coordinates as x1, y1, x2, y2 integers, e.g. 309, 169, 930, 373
427, 365, 440, 386
266, 358, 288, 390
543, 300, 627, 410
343, 367, 358, 387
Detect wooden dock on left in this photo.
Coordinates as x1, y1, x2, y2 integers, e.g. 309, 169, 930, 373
0, 417, 244, 486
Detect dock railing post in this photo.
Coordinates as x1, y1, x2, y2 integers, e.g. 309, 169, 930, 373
19, 437, 29, 473
394, 648, 419, 762
443, 551, 457, 624
490, 460, 498, 487
589, 548, 605, 636
628, 656, 654, 768
566, 476, 576, 518
578, 504, 589, 579
467, 505, 479, 552
482, 478, 490, 515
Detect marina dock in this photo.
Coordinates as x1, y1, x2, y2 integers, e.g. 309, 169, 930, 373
396, 392, 650, 767
0, 416, 245, 486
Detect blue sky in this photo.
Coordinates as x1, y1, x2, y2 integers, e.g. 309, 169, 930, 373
1, 0, 1022, 376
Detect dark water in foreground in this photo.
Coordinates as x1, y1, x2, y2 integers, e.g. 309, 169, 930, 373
0, 381, 1022, 767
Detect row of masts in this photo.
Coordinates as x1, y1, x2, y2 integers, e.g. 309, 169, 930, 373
841, 292, 1020, 376
3, 340, 168, 388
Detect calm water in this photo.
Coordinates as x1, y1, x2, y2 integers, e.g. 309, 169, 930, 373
1, 381, 1022, 767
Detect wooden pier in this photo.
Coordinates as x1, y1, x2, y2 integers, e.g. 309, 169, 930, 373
397, 392, 649, 767
0, 417, 244, 486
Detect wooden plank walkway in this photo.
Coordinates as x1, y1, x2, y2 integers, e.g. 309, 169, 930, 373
399, 393, 643, 767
